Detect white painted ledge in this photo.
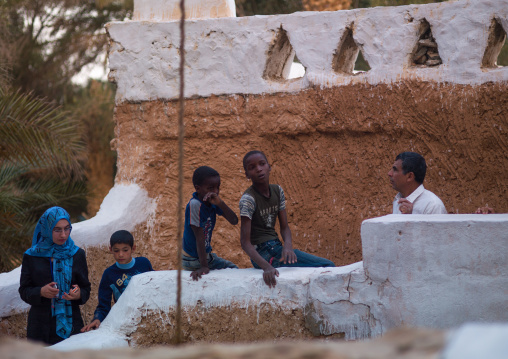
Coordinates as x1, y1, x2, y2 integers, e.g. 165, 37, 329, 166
362, 214, 508, 329
51, 264, 364, 351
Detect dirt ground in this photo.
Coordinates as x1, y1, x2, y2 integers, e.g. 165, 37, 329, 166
0, 327, 446, 358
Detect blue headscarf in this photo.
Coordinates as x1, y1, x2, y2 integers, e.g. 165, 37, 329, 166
25, 206, 79, 339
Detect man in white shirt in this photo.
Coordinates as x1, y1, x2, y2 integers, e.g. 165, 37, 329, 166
388, 152, 447, 214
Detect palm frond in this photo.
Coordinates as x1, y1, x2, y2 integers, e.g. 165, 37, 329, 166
0, 88, 85, 177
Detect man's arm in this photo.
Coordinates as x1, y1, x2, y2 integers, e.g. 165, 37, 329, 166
190, 225, 210, 281
278, 209, 297, 264
240, 216, 278, 288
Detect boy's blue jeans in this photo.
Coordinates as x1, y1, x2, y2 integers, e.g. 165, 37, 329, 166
251, 239, 335, 269
182, 252, 238, 271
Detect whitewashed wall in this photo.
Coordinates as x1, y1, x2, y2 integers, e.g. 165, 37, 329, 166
108, 0, 508, 102
362, 214, 508, 330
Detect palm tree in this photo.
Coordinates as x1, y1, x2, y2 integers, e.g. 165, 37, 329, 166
0, 87, 87, 272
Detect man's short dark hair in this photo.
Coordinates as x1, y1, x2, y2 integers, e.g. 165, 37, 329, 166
192, 166, 220, 186
395, 152, 427, 184
243, 150, 268, 171
110, 230, 134, 247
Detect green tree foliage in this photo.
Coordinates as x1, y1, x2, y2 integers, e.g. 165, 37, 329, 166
497, 39, 508, 67
236, 0, 303, 16
66, 80, 116, 216
2, 0, 133, 102
0, 87, 87, 271
0, 1, 132, 272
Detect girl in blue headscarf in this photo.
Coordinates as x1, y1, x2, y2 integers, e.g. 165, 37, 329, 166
19, 206, 91, 345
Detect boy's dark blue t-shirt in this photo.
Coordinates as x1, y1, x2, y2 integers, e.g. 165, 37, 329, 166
93, 257, 153, 322
182, 192, 223, 258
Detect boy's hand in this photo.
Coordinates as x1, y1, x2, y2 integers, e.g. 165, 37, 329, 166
263, 267, 279, 288
81, 319, 101, 332
191, 267, 210, 281
203, 192, 221, 206
280, 247, 297, 264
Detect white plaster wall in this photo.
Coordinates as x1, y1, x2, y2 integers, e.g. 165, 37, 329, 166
361, 214, 508, 329
0, 183, 156, 318
108, 0, 508, 102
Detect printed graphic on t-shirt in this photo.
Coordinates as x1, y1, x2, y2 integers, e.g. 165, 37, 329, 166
239, 185, 286, 229
260, 205, 279, 228
111, 271, 142, 301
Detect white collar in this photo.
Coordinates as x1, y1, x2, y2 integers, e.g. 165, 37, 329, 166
396, 184, 425, 203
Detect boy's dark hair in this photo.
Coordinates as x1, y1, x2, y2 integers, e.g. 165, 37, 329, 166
192, 166, 220, 186
110, 230, 134, 247
243, 150, 269, 171
395, 151, 427, 184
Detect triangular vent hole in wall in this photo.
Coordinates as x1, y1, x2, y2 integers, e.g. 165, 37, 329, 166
263, 26, 306, 81
332, 26, 371, 75
411, 19, 442, 67
482, 17, 507, 68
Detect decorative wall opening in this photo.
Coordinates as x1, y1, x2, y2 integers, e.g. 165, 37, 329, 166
411, 19, 442, 67
263, 26, 305, 81
355, 51, 371, 73
482, 18, 507, 68
332, 25, 370, 75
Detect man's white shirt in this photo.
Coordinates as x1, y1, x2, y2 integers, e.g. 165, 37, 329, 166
392, 184, 447, 214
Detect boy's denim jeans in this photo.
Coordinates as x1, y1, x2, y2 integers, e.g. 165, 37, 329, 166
251, 239, 335, 269
182, 252, 238, 271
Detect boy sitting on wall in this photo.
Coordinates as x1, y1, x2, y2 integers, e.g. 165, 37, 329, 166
239, 150, 335, 288
182, 166, 239, 281
81, 230, 153, 332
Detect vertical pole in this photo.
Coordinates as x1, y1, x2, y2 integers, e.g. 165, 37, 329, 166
175, 0, 185, 346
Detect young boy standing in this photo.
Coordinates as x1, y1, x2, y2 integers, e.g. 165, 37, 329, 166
81, 230, 153, 332
182, 166, 239, 281
239, 150, 335, 288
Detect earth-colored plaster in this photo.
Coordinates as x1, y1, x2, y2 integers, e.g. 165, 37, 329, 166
131, 305, 317, 346
113, 81, 508, 271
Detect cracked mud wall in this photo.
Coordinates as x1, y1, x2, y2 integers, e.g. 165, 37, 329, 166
113, 81, 508, 271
